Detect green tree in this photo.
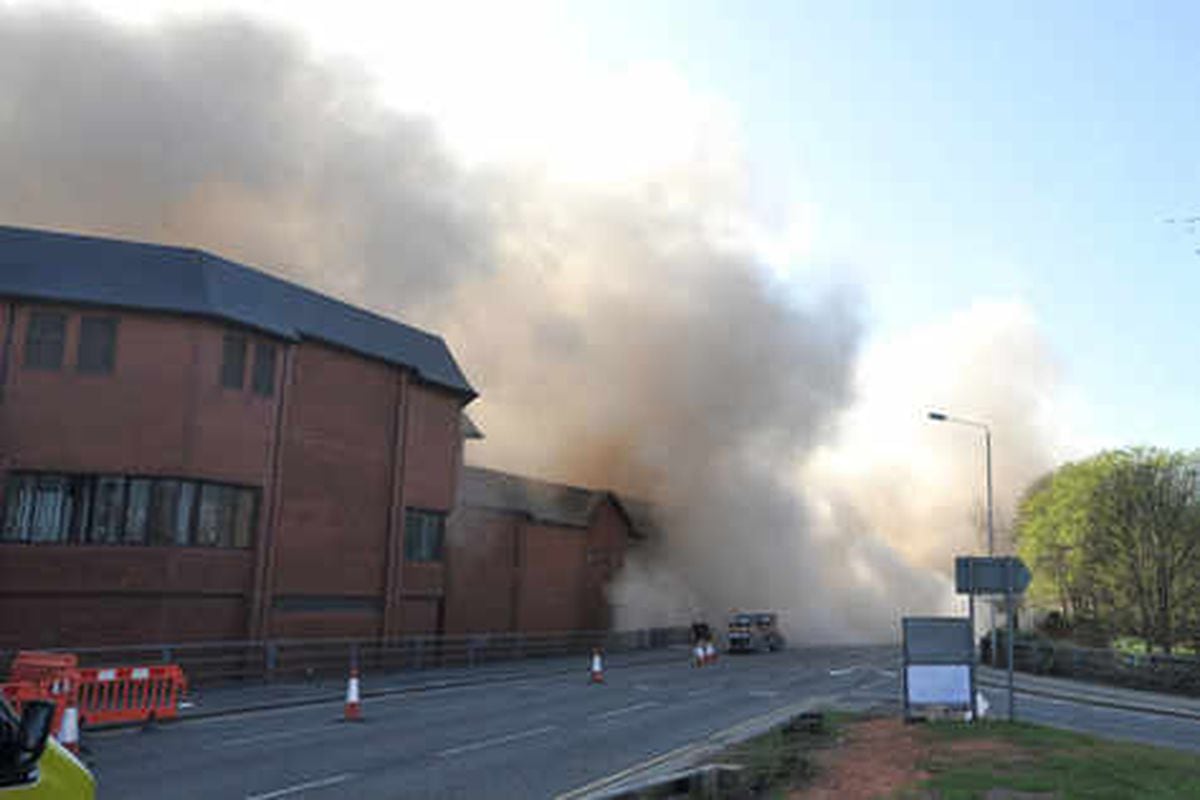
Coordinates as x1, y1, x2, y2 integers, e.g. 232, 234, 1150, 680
1015, 448, 1200, 652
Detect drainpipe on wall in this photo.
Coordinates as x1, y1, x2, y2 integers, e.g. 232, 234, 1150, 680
250, 342, 294, 640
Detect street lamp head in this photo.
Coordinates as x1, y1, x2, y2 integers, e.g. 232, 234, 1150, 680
927, 411, 948, 421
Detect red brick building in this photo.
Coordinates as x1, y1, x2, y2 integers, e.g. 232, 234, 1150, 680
445, 467, 640, 635
0, 226, 643, 649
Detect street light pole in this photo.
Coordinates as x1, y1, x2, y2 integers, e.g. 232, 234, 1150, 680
928, 411, 998, 667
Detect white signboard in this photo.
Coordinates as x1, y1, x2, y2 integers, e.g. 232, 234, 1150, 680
905, 664, 971, 705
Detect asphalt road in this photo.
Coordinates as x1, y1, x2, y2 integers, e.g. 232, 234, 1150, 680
84, 647, 1200, 798
84, 645, 899, 799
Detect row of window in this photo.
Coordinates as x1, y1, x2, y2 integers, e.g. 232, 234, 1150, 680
1, 473, 258, 548
20, 310, 277, 396
25, 312, 117, 373
1, 471, 447, 561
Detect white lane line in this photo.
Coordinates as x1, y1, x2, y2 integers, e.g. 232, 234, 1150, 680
437, 724, 558, 757
217, 725, 333, 749
686, 688, 717, 698
748, 690, 779, 698
245, 772, 354, 800
591, 701, 660, 721
633, 684, 653, 692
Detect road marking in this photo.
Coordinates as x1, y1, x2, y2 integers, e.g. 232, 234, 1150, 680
686, 688, 716, 698
748, 690, 779, 698
633, 684, 653, 692
437, 724, 558, 757
245, 772, 354, 800
557, 696, 834, 799
591, 701, 659, 721
217, 725, 334, 749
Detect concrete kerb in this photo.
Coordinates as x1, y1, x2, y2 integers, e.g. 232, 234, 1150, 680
556, 695, 836, 800
86, 648, 692, 730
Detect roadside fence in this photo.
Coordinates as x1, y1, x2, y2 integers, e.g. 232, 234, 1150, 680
3, 627, 689, 690
986, 633, 1200, 697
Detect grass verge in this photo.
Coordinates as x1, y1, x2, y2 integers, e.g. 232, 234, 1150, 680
909, 720, 1200, 799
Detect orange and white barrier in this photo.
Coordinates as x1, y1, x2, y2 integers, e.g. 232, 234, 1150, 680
589, 651, 605, 684
5, 660, 188, 736
344, 668, 362, 721
74, 664, 187, 726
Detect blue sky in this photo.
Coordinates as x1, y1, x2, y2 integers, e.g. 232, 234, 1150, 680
556, 1, 1200, 450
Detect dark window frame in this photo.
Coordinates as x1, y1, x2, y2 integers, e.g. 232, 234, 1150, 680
404, 508, 446, 563
251, 342, 277, 397
220, 333, 247, 389
77, 315, 118, 374
23, 311, 67, 371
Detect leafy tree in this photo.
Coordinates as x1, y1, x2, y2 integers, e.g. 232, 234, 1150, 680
1015, 448, 1200, 652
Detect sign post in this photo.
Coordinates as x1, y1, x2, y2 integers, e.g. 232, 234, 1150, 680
955, 555, 1031, 723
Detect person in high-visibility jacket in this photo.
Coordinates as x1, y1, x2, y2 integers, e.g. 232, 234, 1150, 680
0, 698, 94, 799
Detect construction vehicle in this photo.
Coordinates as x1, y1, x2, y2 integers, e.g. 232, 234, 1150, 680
0, 698, 94, 799
727, 610, 785, 653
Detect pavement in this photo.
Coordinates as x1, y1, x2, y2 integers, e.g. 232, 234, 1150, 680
81, 647, 1200, 798
83, 645, 898, 799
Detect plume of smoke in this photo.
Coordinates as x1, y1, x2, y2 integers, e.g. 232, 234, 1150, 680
0, 10, 488, 305
0, 9, 1064, 643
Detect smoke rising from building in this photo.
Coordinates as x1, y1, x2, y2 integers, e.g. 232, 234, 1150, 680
0, 9, 1065, 641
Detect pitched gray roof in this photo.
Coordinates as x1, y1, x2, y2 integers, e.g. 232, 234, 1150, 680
459, 466, 663, 540
460, 466, 604, 528
0, 225, 475, 398
611, 496, 661, 541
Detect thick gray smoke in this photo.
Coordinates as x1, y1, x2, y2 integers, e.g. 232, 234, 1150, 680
1, 10, 1061, 642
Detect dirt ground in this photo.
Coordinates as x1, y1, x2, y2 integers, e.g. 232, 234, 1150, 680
792, 717, 1026, 800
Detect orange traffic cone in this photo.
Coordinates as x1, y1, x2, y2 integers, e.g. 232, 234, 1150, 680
57, 703, 80, 755
705, 641, 718, 666
343, 668, 362, 721
693, 643, 705, 668
589, 649, 605, 684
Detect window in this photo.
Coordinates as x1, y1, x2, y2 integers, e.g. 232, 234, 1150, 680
1, 474, 71, 543
1, 472, 255, 546
147, 480, 180, 546
232, 488, 257, 548
1, 472, 256, 548
77, 316, 118, 374
404, 509, 445, 562
174, 482, 197, 545
24, 312, 66, 370
123, 479, 152, 544
197, 484, 237, 547
251, 342, 276, 397
2, 475, 35, 541
89, 477, 126, 544
220, 333, 247, 389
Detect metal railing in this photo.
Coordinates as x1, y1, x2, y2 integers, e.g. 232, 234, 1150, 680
986, 635, 1200, 697
2, 627, 689, 688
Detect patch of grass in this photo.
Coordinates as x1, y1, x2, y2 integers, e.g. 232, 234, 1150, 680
713, 711, 841, 796
915, 721, 1200, 799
